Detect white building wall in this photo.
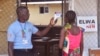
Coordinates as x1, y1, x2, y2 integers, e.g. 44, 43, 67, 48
73, 0, 98, 56
74, 0, 97, 16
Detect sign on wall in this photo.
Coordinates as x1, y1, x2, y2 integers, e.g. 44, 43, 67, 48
77, 16, 97, 32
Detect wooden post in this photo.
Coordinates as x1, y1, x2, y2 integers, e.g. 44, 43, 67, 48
62, 0, 69, 26
17, 0, 21, 7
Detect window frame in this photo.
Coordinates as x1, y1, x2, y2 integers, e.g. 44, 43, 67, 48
39, 6, 49, 14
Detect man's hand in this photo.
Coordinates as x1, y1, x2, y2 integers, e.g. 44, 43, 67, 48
49, 17, 57, 27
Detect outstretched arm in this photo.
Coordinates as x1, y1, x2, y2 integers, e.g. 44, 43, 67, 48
35, 18, 56, 37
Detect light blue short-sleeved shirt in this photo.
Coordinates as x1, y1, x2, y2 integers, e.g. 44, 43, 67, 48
7, 20, 38, 49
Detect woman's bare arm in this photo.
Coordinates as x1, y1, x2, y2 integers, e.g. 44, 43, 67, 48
59, 28, 65, 49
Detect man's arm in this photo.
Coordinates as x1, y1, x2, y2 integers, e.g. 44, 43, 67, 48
35, 24, 52, 37
8, 42, 14, 56
35, 18, 56, 37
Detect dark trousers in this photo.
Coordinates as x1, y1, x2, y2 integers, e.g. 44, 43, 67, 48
14, 49, 34, 56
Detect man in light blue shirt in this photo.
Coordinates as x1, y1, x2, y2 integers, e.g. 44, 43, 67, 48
7, 6, 55, 56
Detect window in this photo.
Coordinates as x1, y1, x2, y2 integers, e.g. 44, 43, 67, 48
39, 6, 49, 14
40, 7, 44, 13
45, 7, 48, 13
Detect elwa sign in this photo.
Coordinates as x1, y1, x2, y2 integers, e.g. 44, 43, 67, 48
77, 16, 97, 32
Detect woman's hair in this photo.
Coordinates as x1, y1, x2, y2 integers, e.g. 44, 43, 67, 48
64, 10, 76, 24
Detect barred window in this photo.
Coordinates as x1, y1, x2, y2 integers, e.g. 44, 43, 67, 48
39, 6, 49, 14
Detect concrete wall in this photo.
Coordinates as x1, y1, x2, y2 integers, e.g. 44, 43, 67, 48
27, 4, 62, 25
74, 0, 98, 56
0, 0, 16, 54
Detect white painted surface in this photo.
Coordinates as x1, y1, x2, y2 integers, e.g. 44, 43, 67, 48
83, 32, 98, 56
